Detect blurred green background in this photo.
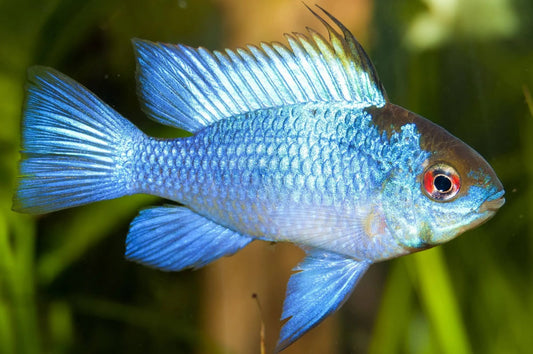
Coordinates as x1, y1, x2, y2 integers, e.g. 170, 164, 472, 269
0, 0, 531, 353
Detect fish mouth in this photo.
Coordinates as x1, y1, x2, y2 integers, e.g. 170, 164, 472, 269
445, 190, 505, 237
479, 190, 505, 213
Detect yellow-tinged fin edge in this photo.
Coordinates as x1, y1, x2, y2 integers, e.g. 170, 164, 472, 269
133, 5, 387, 133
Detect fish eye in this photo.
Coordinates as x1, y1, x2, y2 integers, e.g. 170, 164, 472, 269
422, 163, 460, 201
434, 174, 452, 192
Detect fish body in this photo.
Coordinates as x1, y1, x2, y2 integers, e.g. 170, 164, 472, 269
129, 102, 422, 261
14, 7, 504, 351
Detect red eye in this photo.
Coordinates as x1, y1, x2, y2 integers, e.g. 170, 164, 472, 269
423, 163, 460, 201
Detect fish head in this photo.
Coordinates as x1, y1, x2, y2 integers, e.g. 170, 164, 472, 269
372, 104, 505, 252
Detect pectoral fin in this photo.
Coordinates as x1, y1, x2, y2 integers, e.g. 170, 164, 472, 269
125, 205, 253, 271
276, 250, 371, 352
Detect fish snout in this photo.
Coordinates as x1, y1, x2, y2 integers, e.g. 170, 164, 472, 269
479, 192, 505, 213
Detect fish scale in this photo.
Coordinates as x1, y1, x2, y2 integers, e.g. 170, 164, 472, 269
122, 102, 421, 261
14, 6, 504, 351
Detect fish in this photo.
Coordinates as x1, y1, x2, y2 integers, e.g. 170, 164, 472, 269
13, 5, 505, 351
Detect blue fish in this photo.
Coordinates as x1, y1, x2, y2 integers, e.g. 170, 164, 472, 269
14, 6, 504, 351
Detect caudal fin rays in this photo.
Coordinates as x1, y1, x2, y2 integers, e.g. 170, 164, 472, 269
14, 67, 142, 214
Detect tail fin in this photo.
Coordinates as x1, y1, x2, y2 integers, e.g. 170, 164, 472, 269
13, 67, 143, 214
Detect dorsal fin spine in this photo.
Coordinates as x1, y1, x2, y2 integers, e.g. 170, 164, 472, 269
297, 31, 336, 101
213, 50, 257, 112
190, 48, 227, 113
150, 44, 210, 128
268, 42, 308, 102
292, 33, 328, 100
306, 4, 355, 101
245, 45, 277, 102
316, 5, 387, 103
283, 34, 319, 100
307, 28, 344, 100
237, 47, 278, 107
180, 45, 240, 124
249, 44, 294, 104
178, 45, 231, 118
225, 49, 265, 108
259, 43, 297, 102
328, 27, 358, 99
171, 51, 214, 125
199, 48, 245, 114
308, 28, 351, 100
134, 6, 387, 132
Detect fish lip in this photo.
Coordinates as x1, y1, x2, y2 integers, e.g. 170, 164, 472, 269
479, 190, 505, 213
450, 190, 504, 236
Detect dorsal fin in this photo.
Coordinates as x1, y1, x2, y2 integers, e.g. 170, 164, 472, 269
133, 6, 387, 132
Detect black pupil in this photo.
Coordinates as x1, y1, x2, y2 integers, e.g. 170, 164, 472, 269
434, 175, 452, 192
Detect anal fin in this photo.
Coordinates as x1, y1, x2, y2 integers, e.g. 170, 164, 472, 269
276, 250, 371, 351
125, 205, 253, 271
